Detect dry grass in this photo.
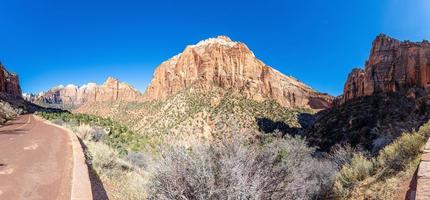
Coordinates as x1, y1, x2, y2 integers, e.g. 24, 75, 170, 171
64, 122, 149, 200
87, 146, 149, 199
332, 120, 430, 199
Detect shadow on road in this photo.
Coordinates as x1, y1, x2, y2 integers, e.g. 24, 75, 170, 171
0, 129, 29, 134
4, 122, 27, 126
77, 137, 110, 200
403, 166, 418, 200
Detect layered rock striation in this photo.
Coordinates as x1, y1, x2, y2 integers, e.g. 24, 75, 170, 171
343, 34, 430, 102
144, 36, 332, 110
307, 34, 430, 153
0, 63, 22, 98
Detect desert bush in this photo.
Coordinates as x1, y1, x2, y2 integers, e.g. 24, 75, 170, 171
148, 134, 335, 200
377, 132, 424, 173
74, 124, 94, 140
328, 144, 355, 170
37, 112, 152, 155
73, 124, 107, 142
332, 120, 430, 199
124, 152, 147, 169
51, 118, 65, 125
87, 142, 119, 170
333, 153, 373, 198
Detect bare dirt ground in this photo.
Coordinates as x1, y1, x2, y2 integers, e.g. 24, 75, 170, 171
0, 114, 72, 200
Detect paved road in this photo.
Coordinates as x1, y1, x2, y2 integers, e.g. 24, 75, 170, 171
0, 114, 72, 200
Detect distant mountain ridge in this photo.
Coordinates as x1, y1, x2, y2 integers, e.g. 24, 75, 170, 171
27, 35, 333, 143
26, 77, 143, 108
32, 36, 333, 111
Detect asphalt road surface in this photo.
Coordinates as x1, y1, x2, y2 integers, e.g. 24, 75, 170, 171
0, 114, 72, 200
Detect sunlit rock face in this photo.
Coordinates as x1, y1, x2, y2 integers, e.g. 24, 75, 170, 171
343, 34, 430, 102
144, 36, 333, 110
34, 77, 143, 106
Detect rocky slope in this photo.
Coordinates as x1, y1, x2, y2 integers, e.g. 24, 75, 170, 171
76, 86, 312, 145
144, 36, 332, 110
30, 77, 143, 109
72, 36, 333, 141
307, 34, 430, 153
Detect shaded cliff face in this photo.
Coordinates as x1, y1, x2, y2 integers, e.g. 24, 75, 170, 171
343, 34, 430, 102
33, 77, 143, 108
144, 36, 332, 110
0, 63, 22, 98
0, 63, 42, 123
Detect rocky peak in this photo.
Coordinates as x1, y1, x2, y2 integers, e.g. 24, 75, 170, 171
216, 35, 232, 42
371, 34, 400, 52
103, 76, 119, 87
342, 34, 430, 103
188, 35, 240, 49
144, 36, 333, 110
32, 77, 143, 108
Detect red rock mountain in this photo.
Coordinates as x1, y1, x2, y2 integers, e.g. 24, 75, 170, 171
342, 34, 430, 102
144, 36, 332, 110
0, 63, 22, 98
33, 77, 142, 106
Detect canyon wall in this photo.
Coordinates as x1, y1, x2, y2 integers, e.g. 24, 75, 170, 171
0, 63, 22, 98
343, 34, 430, 102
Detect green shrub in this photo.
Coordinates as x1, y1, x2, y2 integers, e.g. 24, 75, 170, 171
332, 119, 430, 199
377, 132, 425, 173
333, 153, 373, 198
37, 111, 153, 155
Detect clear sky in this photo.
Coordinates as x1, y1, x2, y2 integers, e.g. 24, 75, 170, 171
0, 0, 429, 95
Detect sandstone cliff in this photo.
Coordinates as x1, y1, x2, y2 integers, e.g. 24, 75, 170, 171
0, 63, 22, 98
307, 34, 430, 153
144, 36, 332, 110
34, 77, 143, 107
0, 63, 41, 123
343, 34, 430, 102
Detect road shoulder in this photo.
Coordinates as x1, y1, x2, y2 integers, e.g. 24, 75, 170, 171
34, 115, 93, 200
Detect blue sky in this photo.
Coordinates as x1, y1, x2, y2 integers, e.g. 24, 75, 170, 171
0, 0, 429, 95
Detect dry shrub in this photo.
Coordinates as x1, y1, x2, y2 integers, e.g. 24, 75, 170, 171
147, 134, 335, 200
75, 124, 94, 140
87, 142, 119, 170
333, 153, 374, 198
329, 144, 355, 170
332, 120, 430, 199
124, 152, 147, 169
377, 132, 424, 173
